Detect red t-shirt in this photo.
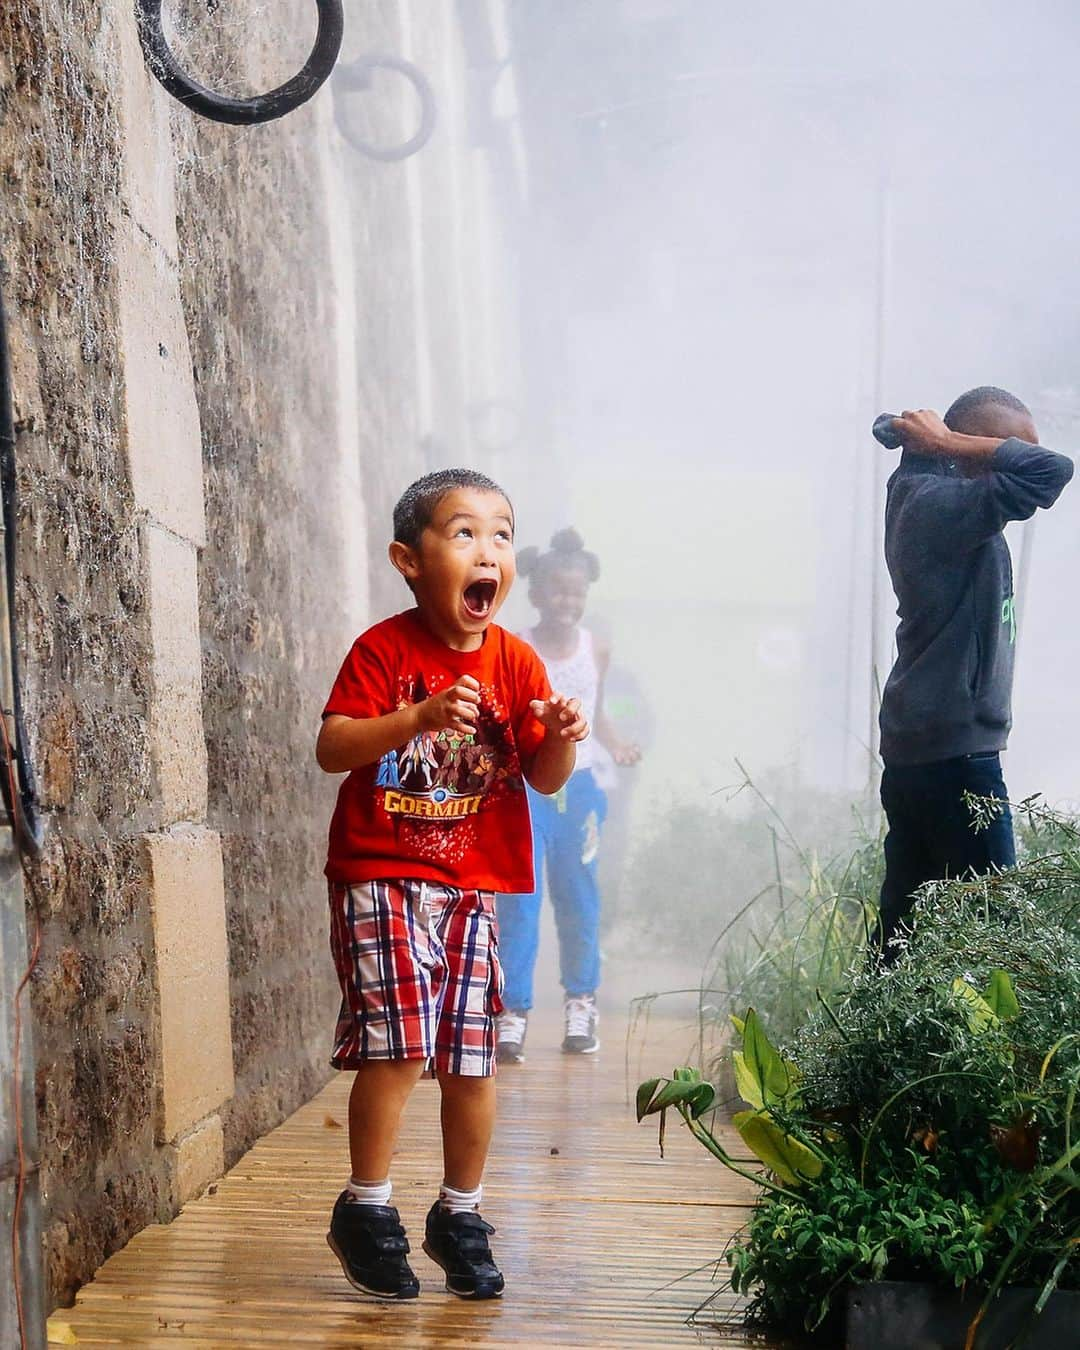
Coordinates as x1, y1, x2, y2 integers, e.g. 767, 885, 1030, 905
322, 610, 551, 892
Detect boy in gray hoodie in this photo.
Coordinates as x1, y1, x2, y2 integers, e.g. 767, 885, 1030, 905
874, 387, 1073, 960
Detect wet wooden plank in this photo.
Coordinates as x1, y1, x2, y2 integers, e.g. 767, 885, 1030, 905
51, 1005, 758, 1347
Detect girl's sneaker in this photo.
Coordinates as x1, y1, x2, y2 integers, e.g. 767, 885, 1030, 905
326, 1194, 420, 1299
562, 993, 599, 1054
423, 1202, 505, 1298
495, 1009, 528, 1064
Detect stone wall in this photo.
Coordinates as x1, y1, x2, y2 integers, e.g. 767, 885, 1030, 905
0, 0, 526, 1309
170, 10, 363, 1174
0, 1, 167, 1307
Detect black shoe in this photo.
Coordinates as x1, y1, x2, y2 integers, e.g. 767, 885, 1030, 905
562, 993, 600, 1054
422, 1201, 505, 1299
327, 1194, 420, 1299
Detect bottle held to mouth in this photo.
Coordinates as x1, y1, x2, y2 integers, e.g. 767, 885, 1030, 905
873, 413, 903, 450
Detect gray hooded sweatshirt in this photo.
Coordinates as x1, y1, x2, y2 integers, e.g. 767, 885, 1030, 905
879, 438, 1073, 766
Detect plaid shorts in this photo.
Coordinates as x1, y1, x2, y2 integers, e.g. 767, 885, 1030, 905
328, 879, 504, 1077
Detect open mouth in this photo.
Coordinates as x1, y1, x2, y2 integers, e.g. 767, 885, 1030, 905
463, 579, 498, 619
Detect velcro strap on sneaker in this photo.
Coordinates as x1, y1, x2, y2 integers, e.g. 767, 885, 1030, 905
452, 1214, 495, 1235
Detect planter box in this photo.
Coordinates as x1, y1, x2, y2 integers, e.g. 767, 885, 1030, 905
846, 1281, 1080, 1350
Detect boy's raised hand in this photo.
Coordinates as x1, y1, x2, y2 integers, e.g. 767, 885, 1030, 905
418, 675, 481, 736
891, 408, 951, 455
530, 692, 590, 743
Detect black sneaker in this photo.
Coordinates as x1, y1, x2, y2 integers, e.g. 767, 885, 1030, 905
422, 1201, 505, 1299
326, 1193, 420, 1299
496, 1009, 528, 1065
562, 993, 599, 1054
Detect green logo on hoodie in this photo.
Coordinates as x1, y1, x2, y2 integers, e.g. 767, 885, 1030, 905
1002, 595, 1017, 645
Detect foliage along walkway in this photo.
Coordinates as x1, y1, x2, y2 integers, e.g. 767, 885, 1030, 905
48, 1004, 759, 1348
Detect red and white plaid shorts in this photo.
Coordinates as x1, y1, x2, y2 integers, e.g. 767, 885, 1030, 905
328, 879, 505, 1077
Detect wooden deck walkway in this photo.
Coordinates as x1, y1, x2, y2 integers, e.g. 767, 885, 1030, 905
48, 1004, 759, 1348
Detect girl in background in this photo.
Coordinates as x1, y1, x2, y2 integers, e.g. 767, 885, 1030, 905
496, 529, 640, 1061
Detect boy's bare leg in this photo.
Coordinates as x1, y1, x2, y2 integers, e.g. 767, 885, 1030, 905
424, 1071, 504, 1298
436, 1071, 496, 1191
348, 1059, 427, 1181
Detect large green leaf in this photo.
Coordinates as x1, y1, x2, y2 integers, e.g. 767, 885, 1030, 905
740, 1008, 798, 1105
952, 977, 996, 1033
683, 1081, 717, 1119
636, 1072, 717, 1121
733, 1050, 765, 1110
636, 1078, 661, 1122
733, 1109, 824, 1187
651, 1078, 698, 1112
985, 969, 1020, 1020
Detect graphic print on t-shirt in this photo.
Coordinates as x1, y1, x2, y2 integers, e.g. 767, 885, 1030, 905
323, 614, 550, 889
374, 672, 522, 849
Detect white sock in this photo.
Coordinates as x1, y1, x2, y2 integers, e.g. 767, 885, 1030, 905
346, 1177, 392, 1207
439, 1182, 482, 1214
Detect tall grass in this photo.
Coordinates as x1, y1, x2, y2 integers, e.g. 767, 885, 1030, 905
624, 766, 882, 1085
704, 811, 882, 1065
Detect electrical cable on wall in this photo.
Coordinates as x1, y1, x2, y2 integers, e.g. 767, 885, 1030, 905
0, 273, 45, 1349
0, 284, 41, 855
135, 0, 345, 125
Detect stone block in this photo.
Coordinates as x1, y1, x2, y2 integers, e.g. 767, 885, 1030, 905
147, 826, 234, 1143
113, 3, 181, 262
117, 221, 206, 546
169, 1113, 225, 1206
146, 524, 208, 824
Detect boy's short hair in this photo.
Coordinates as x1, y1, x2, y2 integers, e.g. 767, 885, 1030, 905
392, 468, 512, 548
944, 386, 1030, 435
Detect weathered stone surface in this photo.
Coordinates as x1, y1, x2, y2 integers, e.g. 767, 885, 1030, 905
1, 0, 166, 1312
117, 223, 207, 545
2, 0, 518, 1314
146, 525, 208, 823
169, 11, 378, 1172
147, 826, 233, 1143
169, 1113, 225, 1206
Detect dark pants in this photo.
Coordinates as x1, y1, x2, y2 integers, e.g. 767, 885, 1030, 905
875, 752, 1015, 958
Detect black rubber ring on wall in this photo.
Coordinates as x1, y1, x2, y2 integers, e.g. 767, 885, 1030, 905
135, 0, 345, 126
333, 55, 437, 161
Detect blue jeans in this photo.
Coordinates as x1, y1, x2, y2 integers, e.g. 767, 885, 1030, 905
875, 751, 1015, 956
497, 771, 607, 1011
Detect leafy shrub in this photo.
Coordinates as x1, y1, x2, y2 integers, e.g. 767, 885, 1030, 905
639, 809, 1080, 1342
699, 792, 1069, 1075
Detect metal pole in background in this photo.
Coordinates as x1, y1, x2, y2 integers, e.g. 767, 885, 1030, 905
1014, 515, 1036, 649
867, 170, 892, 790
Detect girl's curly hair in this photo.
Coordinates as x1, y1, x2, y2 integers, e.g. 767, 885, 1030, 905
517, 527, 600, 585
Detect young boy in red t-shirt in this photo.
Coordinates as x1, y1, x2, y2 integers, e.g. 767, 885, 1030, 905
318, 468, 588, 1301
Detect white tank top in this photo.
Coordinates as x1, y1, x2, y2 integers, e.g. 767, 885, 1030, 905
529, 627, 600, 773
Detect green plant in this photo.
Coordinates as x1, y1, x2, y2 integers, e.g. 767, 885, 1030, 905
638, 820, 1080, 1342
705, 825, 882, 1061
623, 767, 881, 1082
618, 765, 876, 969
